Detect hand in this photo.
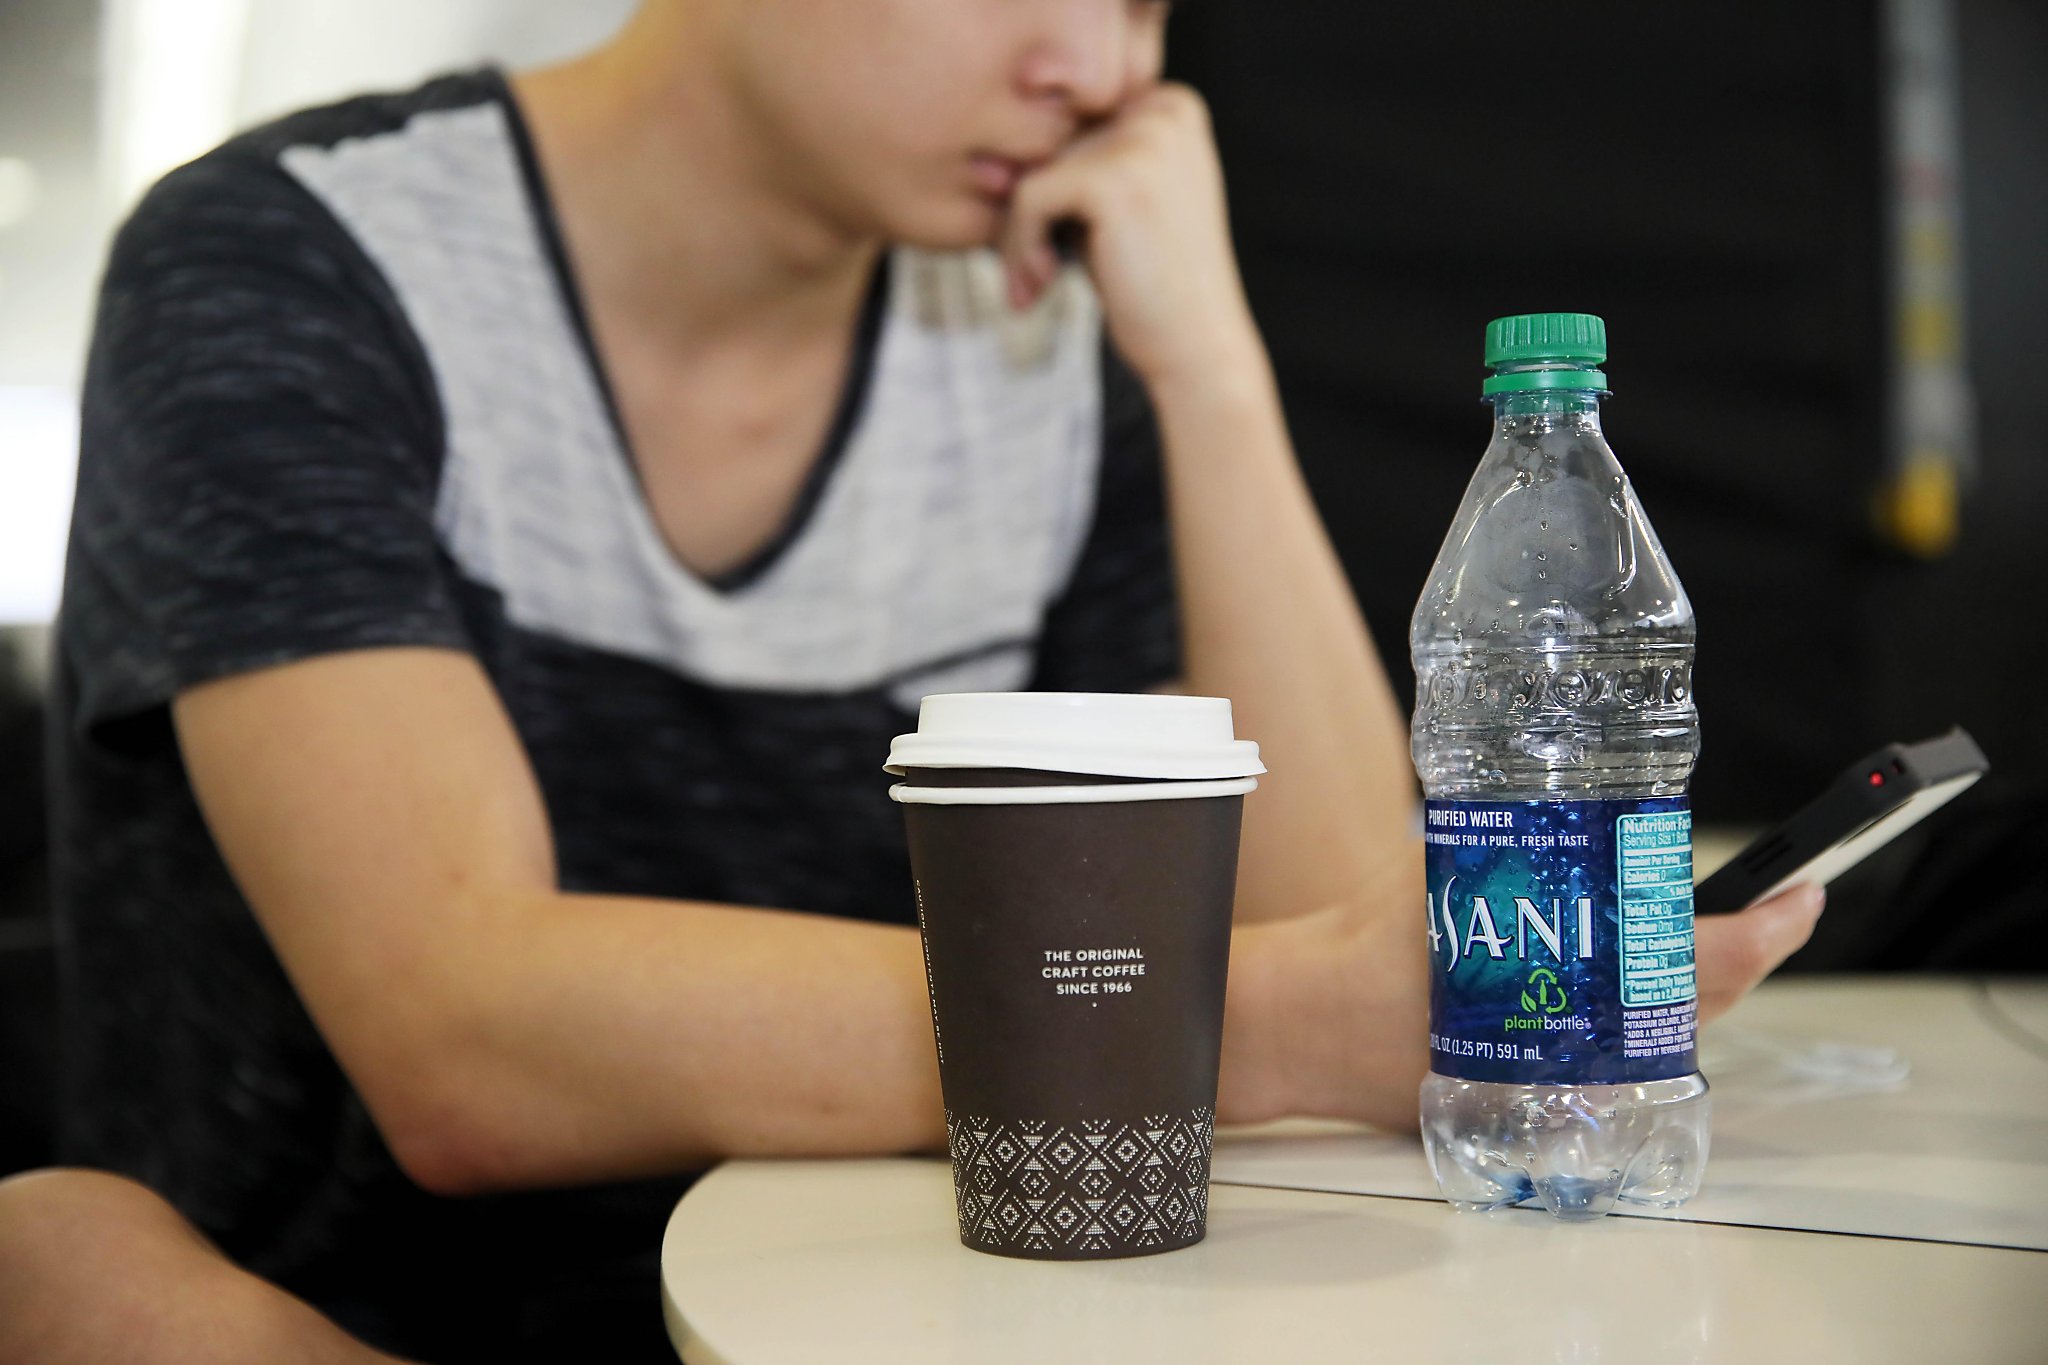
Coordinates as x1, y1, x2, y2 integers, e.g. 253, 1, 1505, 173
1695, 882, 1825, 1023
1225, 879, 1825, 1134
1220, 882, 1432, 1135
999, 83, 1260, 391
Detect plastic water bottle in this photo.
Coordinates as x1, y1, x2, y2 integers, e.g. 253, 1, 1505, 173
1411, 313, 1707, 1221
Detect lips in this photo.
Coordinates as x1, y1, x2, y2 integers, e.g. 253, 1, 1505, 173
968, 154, 1027, 198
968, 148, 1058, 199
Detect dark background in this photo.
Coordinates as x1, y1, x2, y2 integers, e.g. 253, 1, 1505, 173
1173, 0, 2047, 822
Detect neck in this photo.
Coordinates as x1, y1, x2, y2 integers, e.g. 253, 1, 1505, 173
511, 2, 880, 352
1492, 389, 1605, 430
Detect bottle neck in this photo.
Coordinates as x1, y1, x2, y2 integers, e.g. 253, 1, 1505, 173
1489, 388, 1605, 433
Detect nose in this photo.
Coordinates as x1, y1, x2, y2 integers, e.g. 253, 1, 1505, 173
1016, 0, 1164, 119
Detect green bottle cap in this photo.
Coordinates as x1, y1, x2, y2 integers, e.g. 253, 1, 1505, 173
1482, 313, 1609, 395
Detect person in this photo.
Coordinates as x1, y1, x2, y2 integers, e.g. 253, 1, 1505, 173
0, 1, 1824, 1360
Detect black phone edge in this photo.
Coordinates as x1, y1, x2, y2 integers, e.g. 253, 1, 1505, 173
1692, 727, 1989, 916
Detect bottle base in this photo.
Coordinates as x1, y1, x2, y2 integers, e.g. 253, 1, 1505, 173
1421, 1072, 1710, 1221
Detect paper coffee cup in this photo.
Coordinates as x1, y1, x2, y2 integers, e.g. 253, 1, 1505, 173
887, 693, 1261, 1259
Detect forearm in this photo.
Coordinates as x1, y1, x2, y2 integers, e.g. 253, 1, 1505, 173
175, 652, 948, 1197
398, 875, 1437, 1187
402, 872, 1440, 1191
1147, 342, 1418, 922
389, 890, 943, 1194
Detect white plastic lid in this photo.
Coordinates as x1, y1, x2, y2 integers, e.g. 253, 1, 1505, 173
884, 692, 1265, 780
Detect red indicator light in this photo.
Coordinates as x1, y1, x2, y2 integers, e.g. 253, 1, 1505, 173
1868, 771, 1885, 786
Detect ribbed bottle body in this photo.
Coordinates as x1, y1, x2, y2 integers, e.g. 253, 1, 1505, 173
1412, 381, 1707, 1220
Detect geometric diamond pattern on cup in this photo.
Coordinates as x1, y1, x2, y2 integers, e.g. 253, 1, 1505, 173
946, 1108, 1217, 1257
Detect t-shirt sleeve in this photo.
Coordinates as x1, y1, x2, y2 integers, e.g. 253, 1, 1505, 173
64, 148, 467, 726
1029, 340, 1184, 693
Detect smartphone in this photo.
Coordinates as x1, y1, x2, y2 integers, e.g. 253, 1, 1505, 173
1693, 727, 1989, 916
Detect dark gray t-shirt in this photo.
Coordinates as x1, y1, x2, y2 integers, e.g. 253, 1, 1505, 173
51, 69, 1177, 1360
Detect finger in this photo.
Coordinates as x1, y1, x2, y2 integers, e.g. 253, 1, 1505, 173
998, 167, 1067, 307
1694, 883, 1825, 1025
999, 161, 1091, 309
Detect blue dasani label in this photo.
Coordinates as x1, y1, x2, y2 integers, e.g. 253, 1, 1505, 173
1425, 797, 1697, 1085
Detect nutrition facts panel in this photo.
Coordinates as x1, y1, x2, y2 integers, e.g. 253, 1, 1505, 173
1616, 809, 1695, 1007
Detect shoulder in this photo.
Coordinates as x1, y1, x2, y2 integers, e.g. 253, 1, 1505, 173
102, 69, 508, 308
228, 67, 508, 163
87, 74, 519, 439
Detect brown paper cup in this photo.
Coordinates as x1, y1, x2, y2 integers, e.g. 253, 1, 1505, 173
900, 767, 1245, 1259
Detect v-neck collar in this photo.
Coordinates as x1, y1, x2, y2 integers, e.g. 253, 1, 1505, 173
486, 66, 892, 596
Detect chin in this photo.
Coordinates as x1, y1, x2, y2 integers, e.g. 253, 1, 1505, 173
884, 195, 1006, 253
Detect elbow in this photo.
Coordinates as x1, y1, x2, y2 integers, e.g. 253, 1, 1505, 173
370, 1057, 721, 1197
376, 1077, 530, 1198
358, 1041, 563, 1197
386, 1124, 509, 1200
336, 976, 576, 1196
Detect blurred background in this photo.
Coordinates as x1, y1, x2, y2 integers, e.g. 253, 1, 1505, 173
3, 2, 2043, 1174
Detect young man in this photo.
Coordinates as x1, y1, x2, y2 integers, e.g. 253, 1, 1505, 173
2, 1, 1820, 1359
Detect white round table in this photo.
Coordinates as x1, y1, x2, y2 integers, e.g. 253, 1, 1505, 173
662, 1151, 2048, 1363
662, 977, 2048, 1363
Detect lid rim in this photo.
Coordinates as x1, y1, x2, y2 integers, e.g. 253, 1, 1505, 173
890, 777, 1259, 806
883, 691, 1264, 779
881, 741, 1266, 779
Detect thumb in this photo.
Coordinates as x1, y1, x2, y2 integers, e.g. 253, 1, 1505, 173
1694, 883, 1825, 1025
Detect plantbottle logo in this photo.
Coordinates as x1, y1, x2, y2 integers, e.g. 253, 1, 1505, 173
1521, 966, 1570, 1016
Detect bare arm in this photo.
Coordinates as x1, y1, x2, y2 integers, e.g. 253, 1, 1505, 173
1148, 356, 1418, 922
0, 1169, 416, 1364
176, 647, 1394, 1188
174, 648, 944, 1193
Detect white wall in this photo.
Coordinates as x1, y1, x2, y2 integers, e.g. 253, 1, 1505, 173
0, 0, 636, 625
